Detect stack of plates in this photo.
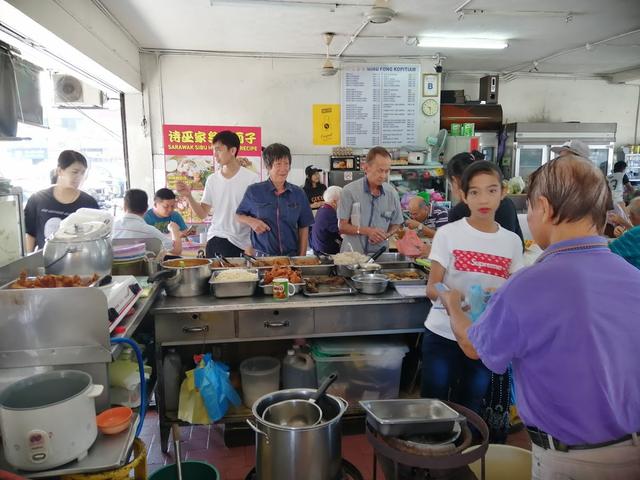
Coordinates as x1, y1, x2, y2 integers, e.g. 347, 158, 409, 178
113, 243, 146, 263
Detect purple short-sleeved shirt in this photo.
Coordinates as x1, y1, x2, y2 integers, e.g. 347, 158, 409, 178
468, 236, 640, 445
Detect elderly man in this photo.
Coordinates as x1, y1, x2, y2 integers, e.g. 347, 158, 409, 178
337, 147, 403, 253
405, 196, 448, 238
609, 196, 640, 269
439, 155, 640, 479
310, 185, 342, 254
550, 139, 591, 160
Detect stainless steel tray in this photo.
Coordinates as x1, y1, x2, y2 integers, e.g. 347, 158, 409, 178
209, 270, 259, 298
259, 280, 305, 295
359, 399, 466, 436
302, 276, 356, 297
290, 256, 334, 276
0, 273, 103, 290
209, 257, 249, 270
381, 268, 428, 286
376, 253, 413, 269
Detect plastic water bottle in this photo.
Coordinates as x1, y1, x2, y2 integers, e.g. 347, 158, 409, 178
163, 349, 182, 412
282, 349, 317, 389
350, 202, 361, 230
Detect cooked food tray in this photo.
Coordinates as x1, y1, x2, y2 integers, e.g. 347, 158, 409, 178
303, 276, 356, 297
359, 399, 466, 436
381, 268, 428, 286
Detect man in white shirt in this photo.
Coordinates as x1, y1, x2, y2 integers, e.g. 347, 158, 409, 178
177, 131, 259, 257
113, 189, 182, 255
608, 160, 634, 209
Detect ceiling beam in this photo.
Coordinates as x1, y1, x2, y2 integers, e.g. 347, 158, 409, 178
608, 67, 640, 84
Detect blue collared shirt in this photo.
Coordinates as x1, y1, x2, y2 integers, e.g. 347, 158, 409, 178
236, 179, 314, 256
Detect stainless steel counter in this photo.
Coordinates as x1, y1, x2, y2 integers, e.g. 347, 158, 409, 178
152, 289, 424, 313
151, 288, 430, 452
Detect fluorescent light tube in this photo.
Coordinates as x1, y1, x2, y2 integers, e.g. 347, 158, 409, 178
418, 38, 508, 49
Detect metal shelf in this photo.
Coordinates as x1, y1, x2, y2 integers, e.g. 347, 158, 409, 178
390, 165, 444, 171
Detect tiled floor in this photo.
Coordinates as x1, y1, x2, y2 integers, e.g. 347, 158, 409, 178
140, 408, 531, 480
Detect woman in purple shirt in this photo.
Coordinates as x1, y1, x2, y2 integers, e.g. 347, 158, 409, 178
310, 185, 342, 254
439, 155, 640, 479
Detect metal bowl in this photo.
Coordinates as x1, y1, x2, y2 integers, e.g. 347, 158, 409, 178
262, 399, 323, 428
350, 273, 389, 294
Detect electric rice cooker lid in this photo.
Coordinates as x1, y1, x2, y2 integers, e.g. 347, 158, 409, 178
0, 370, 92, 410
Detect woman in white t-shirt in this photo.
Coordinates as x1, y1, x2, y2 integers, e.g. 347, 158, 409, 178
422, 161, 524, 417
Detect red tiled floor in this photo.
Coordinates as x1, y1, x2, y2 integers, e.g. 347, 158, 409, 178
140, 407, 531, 479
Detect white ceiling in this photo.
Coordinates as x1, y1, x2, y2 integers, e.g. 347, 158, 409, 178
100, 0, 640, 75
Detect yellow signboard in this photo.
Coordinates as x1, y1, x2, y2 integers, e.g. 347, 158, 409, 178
313, 104, 340, 145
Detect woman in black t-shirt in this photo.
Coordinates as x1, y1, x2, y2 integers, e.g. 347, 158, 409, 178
24, 150, 99, 251
303, 165, 327, 209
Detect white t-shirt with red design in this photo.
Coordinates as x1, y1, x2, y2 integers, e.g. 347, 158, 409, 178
426, 217, 524, 340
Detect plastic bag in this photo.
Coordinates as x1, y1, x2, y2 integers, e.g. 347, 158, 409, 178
400, 192, 417, 210
507, 176, 525, 195
193, 354, 241, 422
396, 229, 425, 257
178, 368, 212, 424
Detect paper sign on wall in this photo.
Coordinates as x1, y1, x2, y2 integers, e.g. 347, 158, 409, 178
313, 104, 340, 145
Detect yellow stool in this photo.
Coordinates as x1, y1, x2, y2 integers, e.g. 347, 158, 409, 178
61, 438, 147, 480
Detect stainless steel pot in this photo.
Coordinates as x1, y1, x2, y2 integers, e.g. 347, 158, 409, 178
0, 370, 103, 471
351, 273, 389, 294
248, 388, 347, 480
44, 221, 112, 276
149, 258, 212, 297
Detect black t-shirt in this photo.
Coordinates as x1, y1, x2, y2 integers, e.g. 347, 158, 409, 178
24, 187, 99, 248
448, 197, 524, 247
303, 183, 327, 206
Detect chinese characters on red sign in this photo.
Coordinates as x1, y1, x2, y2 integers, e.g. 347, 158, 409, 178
162, 125, 262, 156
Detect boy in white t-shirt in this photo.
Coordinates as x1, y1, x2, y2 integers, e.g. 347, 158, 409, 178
177, 131, 258, 257
422, 161, 523, 416
607, 160, 634, 209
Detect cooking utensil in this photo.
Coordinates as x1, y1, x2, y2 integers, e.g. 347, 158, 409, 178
248, 388, 347, 480
149, 258, 212, 297
366, 245, 387, 264
43, 221, 112, 277
359, 399, 466, 437
262, 399, 323, 428
242, 252, 258, 264
350, 273, 389, 294
0, 370, 103, 471
171, 423, 183, 480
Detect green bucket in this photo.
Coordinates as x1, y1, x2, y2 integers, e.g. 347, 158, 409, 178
149, 461, 220, 480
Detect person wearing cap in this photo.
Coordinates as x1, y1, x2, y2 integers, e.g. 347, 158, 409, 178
303, 165, 327, 209
337, 146, 403, 254
438, 155, 640, 479
550, 139, 591, 161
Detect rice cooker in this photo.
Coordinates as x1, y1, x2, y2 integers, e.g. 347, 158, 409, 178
0, 370, 103, 471
408, 152, 425, 165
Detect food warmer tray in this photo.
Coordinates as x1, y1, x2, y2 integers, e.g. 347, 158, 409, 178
208, 270, 259, 298
359, 399, 466, 436
0, 274, 104, 290
302, 276, 357, 297
380, 268, 428, 286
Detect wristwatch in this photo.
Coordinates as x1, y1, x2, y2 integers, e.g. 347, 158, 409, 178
357, 227, 361, 235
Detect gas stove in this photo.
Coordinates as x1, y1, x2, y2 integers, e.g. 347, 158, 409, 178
244, 458, 363, 480
99, 275, 142, 332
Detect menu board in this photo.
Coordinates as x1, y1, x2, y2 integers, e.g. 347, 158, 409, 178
341, 64, 420, 148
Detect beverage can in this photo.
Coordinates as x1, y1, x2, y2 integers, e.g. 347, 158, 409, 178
450, 123, 461, 136
463, 123, 475, 137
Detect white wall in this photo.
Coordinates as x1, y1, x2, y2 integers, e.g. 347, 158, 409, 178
140, 54, 439, 188
443, 74, 640, 145
3, 0, 141, 92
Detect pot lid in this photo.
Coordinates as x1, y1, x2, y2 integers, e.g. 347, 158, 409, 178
52, 221, 111, 242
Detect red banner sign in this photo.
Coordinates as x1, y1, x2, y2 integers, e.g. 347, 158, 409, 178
162, 124, 262, 156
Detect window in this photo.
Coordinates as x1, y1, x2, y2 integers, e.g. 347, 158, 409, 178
0, 70, 127, 216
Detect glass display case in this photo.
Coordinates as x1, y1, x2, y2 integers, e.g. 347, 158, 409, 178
388, 165, 446, 198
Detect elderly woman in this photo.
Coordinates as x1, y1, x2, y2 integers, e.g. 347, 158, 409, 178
236, 143, 314, 256
439, 155, 640, 480
310, 185, 342, 255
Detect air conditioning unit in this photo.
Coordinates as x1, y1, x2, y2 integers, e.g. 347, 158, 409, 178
53, 74, 105, 107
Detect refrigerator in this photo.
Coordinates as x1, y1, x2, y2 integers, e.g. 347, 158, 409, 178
503, 123, 616, 179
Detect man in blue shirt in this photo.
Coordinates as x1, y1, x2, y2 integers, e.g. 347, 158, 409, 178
609, 196, 640, 269
236, 143, 314, 256
144, 188, 189, 236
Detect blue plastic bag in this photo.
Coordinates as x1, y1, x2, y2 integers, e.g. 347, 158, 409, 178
193, 354, 241, 421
